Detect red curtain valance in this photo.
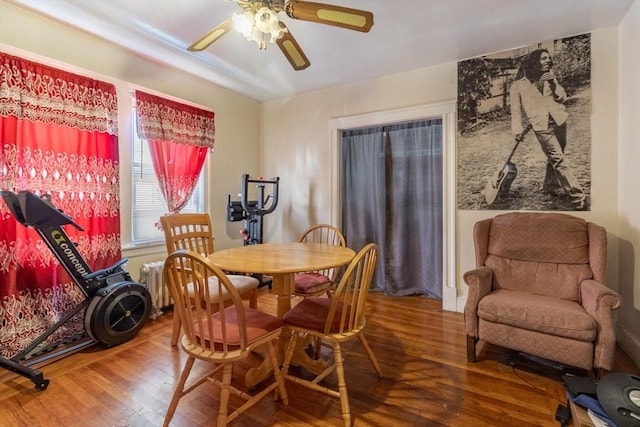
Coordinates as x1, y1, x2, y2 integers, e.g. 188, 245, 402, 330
0, 51, 118, 135
135, 90, 215, 149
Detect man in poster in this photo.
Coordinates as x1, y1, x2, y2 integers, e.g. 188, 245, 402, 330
510, 48, 587, 210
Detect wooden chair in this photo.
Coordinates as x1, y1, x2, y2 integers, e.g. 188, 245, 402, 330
294, 224, 346, 299
160, 213, 259, 346
281, 243, 383, 427
162, 250, 287, 426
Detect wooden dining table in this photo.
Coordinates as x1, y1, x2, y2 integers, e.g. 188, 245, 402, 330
208, 241, 355, 388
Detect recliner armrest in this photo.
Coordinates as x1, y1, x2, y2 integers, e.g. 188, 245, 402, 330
463, 266, 494, 337
579, 279, 622, 371
579, 279, 621, 316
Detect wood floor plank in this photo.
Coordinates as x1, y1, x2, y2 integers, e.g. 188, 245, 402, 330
0, 289, 638, 426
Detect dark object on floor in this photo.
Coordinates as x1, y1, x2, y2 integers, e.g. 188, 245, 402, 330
499, 352, 588, 381
563, 373, 599, 399
555, 403, 571, 426
597, 372, 640, 427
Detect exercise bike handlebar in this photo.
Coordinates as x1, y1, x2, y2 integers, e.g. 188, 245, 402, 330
240, 174, 279, 215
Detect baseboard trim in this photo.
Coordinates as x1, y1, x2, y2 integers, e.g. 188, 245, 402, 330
616, 323, 640, 369
455, 294, 467, 314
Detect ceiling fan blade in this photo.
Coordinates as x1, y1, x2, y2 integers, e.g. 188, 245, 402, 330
276, 23, 310, 71
187, 18, 233, 51
285, 0, 374, 33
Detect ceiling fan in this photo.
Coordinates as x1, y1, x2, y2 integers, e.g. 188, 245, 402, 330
187, 0, 374, 71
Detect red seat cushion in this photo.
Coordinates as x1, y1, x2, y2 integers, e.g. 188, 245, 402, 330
195, 307, 283, 348
283, 297, 348, 333
294, 272, 331, 294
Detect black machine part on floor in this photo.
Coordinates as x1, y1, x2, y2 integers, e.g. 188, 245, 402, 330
562, 373, 598, 399
597, 372, 640, 427
499, 351, 588, 381
0, 190, 152, 390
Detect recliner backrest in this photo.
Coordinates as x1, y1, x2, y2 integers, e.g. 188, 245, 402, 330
482, 213, 595, 301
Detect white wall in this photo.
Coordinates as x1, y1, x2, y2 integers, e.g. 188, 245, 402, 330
0, 2, 262, 278
261, 27, 640, 362
261, 62, 455, 242
617, 0, 640, 368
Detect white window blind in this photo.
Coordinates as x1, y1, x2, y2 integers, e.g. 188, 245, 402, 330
131, 108, 204, 245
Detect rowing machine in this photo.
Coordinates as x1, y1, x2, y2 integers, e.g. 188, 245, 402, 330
0, 190, 152, 390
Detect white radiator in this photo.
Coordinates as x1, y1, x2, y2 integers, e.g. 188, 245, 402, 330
139, 260, 172, 319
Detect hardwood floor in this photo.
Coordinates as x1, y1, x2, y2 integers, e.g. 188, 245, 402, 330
1, 288, 638, 426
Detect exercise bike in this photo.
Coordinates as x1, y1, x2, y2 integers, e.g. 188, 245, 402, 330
226, 174, 279, 287
0, 190, 152, 390
226, 174, 280, 245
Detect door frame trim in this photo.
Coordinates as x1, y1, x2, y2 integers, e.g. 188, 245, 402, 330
329, 101, 457, 311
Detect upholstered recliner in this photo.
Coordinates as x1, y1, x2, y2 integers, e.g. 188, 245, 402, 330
464, 212, 621, 376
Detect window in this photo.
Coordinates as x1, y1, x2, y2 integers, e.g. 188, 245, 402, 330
130, 108, 204, 245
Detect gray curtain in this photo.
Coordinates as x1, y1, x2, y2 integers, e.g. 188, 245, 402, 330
341, 119, 443, 298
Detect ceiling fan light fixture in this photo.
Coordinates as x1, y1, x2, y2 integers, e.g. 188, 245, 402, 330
233, 7, 287, 49
232, 12, 253, 34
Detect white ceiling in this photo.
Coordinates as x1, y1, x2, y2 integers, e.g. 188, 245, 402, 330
7, 0, 635, 102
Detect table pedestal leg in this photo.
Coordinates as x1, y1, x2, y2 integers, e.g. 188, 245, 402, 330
245, 273, 292, 388
244, 272, 328, 387
288, 334, 328, 375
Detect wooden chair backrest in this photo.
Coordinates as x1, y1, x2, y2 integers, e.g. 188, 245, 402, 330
298, 224, 346, 280
163, 250, 248, 356
322, 243, 378, 336
160, 213, 215, 256
299, 224, 346, 246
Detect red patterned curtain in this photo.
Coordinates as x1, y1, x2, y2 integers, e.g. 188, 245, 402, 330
135, 91, 214, 215
0, 52, 120, 357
